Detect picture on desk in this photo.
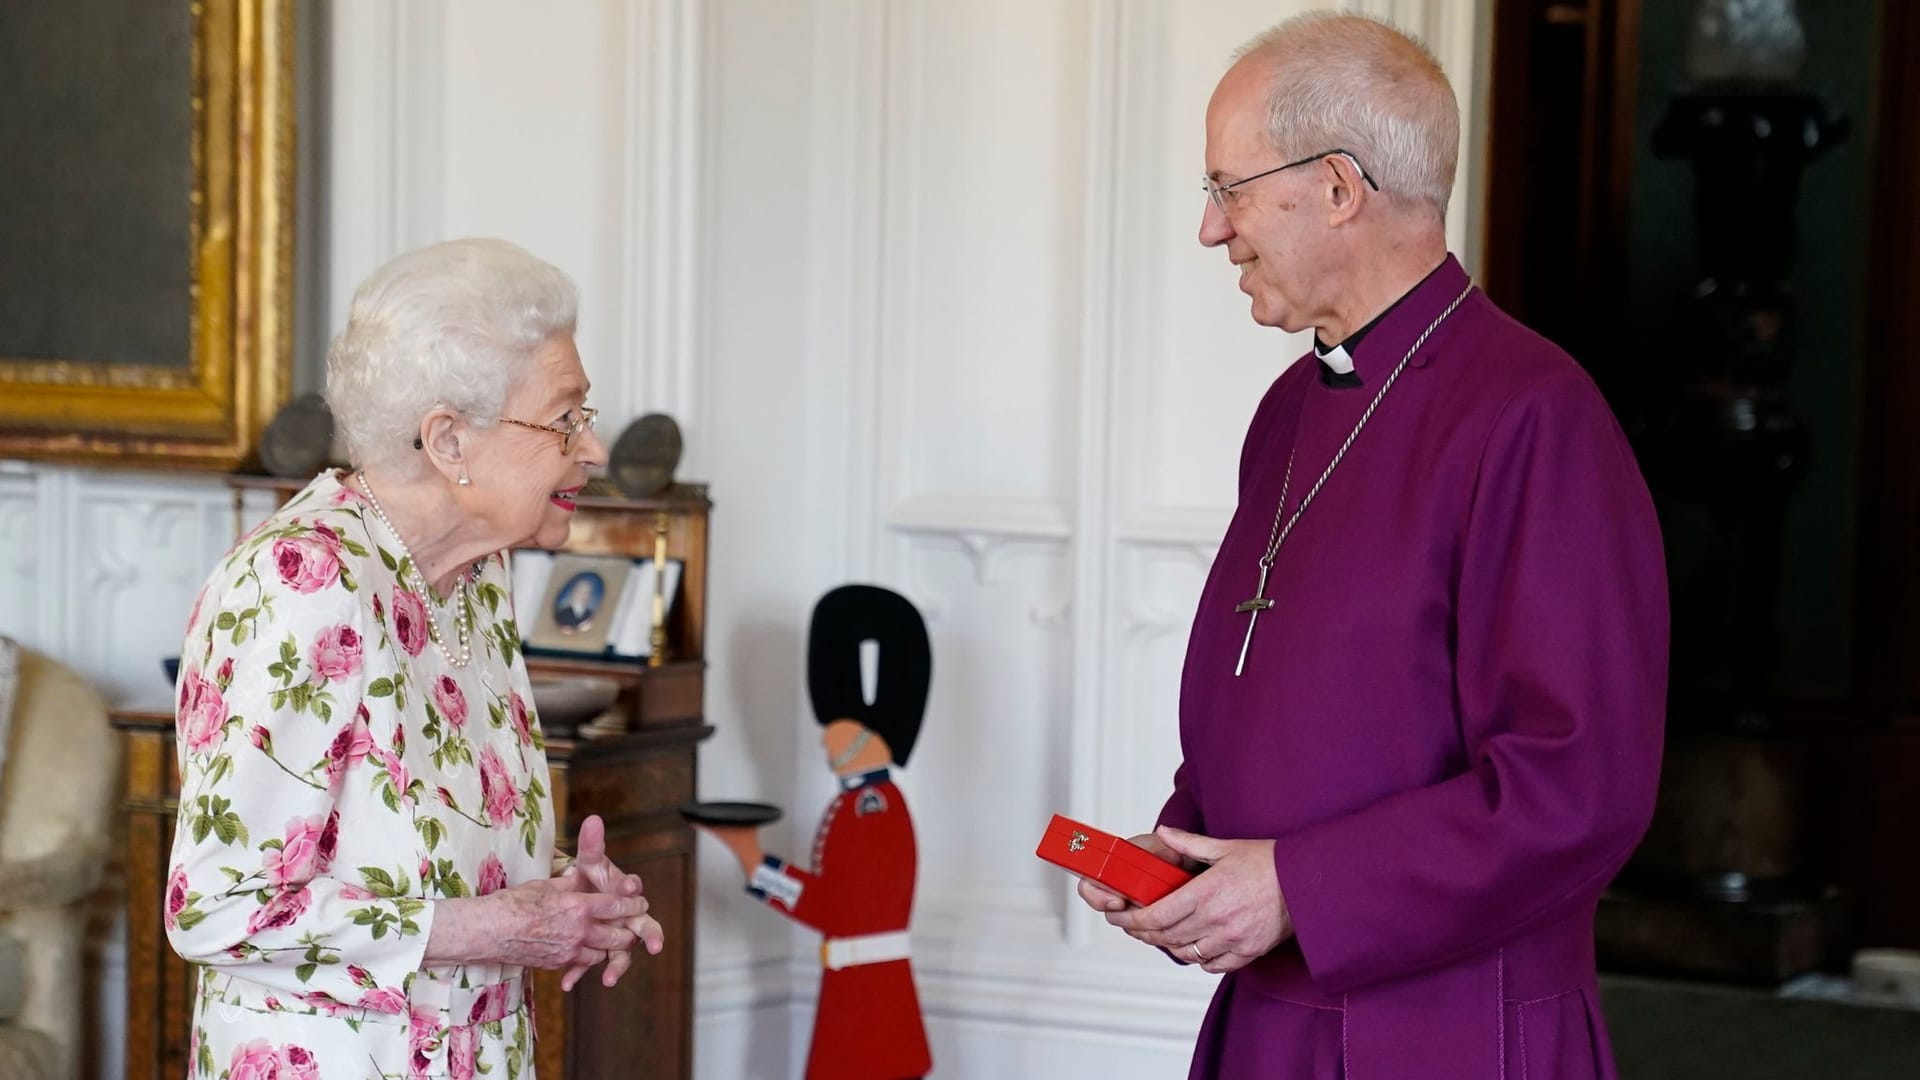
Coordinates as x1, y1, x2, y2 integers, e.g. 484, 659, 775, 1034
515, 550, 683, 659
552, 571, 607, 633
524, 554, 630, 655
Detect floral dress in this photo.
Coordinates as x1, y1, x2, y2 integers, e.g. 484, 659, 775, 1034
167, 471, 554, 1079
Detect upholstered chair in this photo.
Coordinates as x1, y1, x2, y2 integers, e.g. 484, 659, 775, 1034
0, 643, 119, 1080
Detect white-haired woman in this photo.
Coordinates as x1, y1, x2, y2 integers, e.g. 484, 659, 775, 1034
166, 239, 660, 1080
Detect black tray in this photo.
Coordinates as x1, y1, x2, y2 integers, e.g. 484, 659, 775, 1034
678, 800, 782, 826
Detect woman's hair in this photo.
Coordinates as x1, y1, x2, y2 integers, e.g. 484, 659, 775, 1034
325, 238, 579, 476
1235, 12, 1459, 218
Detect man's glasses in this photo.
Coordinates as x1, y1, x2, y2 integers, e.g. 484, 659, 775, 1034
1203, 148, 1379, 214
496, 406, 599, 454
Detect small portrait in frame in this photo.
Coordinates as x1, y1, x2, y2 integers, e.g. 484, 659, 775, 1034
552, 571, 607, 633
525, 554, 632, 656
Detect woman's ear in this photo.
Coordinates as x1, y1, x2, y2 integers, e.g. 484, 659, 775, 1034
416, 408, 468, 482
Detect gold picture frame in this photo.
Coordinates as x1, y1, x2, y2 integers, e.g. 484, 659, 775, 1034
0, 0, 294, 468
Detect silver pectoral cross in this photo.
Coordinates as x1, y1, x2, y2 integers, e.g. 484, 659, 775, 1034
1234, 564, 1274, 677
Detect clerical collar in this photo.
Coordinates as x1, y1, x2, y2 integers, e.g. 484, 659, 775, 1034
1312, 260, 1448, 388
1313, 342, 1363, 387
1313, 313, 1381, 387
840, 766, 891, 791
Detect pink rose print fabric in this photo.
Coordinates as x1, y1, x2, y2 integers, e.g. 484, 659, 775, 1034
433, 674, 469, 730
477, 854, 508, 897
177, 669, 229, 756
169, 472, 552, 1077
391, 587, 430, 657
310, 624, 363, 682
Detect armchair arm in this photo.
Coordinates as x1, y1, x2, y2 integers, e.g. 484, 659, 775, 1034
0, 839, 109, 912
0, 931, 21, 1021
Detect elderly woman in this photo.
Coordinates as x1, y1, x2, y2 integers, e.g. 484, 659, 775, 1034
166, 239, 660, 1079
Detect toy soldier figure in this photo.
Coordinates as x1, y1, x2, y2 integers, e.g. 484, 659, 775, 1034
696, 585, 934, 1079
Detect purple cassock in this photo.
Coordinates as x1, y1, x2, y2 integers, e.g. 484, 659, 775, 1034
1161, 255, 1668, 1079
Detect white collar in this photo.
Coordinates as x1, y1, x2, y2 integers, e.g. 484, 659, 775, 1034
1314, 340, 1356, 374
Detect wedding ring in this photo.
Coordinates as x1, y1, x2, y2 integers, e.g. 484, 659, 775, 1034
1189, 942, 1209, 964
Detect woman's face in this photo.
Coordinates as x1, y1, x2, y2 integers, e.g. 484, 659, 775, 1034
461, 333, 606, 551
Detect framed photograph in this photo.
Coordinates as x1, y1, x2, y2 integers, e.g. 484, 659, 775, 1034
0, 0, 294, 467
525, 555, 634, 657
512, 550, 684, 660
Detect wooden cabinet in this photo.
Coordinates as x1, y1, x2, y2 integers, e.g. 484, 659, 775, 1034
112, 707, 193, 1080
114, 477, 712, 1079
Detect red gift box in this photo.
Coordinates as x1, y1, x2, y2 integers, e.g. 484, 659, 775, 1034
1034, 814, 1194, 906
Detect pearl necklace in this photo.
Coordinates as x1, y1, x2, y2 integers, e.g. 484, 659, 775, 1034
355, 473, 474, 668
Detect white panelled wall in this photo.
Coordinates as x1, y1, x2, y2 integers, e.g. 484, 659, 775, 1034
0, 2, 1490, 1076
756, 1, 1487, 1073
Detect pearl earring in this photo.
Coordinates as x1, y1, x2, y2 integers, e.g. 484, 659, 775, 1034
458, 474, 470, 487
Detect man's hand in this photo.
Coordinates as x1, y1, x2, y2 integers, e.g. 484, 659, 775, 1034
1103, 826, 1293, 974
1075, 830, 1190, 913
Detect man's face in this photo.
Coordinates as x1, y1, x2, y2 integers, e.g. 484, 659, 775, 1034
1199, 58, 1323, 331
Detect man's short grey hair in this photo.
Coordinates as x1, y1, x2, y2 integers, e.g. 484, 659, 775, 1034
326, 238, 578, 476
1235, 11, 1459, 217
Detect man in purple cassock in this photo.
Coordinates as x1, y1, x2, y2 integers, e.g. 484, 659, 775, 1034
1079, 12, 1668, 1079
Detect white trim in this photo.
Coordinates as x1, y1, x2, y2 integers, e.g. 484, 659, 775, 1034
1114, 504, 1231, 552
324, 1, 394, 335
885, 495, 1073, 541
326, 0, 447, 333
694, 952, 809, 1016
36, 467, 76, 665
913, 946, 1213, 1041
872, 0, 922, 585
0, 466, 231, 706
1067, 0, 1167, 880
0, 466, 47, 659
1066, 0, 1127, 947
698, 937, 1214, 1052
616, 0, 710, 464
925, 999, 1198, 1053
804, 0, 892, 585
391, 1, 447, 254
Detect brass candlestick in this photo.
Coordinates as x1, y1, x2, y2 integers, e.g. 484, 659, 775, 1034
649, 512, 670, 667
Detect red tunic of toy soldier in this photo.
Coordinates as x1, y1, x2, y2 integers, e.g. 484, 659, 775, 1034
697, 584, 934, 1079
749, 767, 927, 1079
